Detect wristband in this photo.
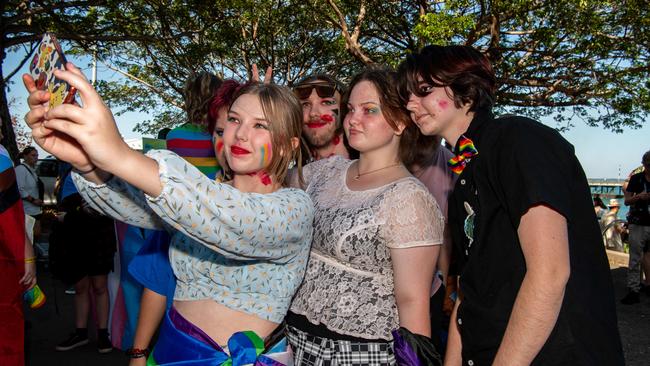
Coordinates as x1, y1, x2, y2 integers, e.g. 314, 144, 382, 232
73, 165, 97, 175
25, 256, 36, 263
125, 347, 150, 359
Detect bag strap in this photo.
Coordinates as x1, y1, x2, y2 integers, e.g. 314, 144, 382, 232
20, 163, 39, 181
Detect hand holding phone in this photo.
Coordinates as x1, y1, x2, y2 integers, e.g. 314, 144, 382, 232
29, 33, 77, 108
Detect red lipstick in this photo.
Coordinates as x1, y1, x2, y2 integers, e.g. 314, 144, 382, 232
306, 122, 328, 128
306, 114, 334, 128
230, 145, 251, 155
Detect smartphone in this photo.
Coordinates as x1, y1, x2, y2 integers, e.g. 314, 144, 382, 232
29, 33, 76, 108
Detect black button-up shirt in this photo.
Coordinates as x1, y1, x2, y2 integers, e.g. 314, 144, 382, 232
626, 172, 650, 226
448, 111, 624, 365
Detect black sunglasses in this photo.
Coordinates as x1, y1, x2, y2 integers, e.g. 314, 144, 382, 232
293, 82, 337, 100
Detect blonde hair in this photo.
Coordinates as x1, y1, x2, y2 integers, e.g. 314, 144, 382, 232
231, 82, 304, 185
183, 72, 222, 125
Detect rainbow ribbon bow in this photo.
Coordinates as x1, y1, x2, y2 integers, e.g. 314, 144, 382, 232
447, 135, 478, 175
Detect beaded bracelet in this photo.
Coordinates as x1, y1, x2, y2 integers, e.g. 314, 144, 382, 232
125, 347, 150, 359
73, 165, 97, 175
24, 256, 36, 264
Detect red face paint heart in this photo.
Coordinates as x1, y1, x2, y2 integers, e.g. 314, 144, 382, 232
258, 171, 272, 185
247, 171, 272, 185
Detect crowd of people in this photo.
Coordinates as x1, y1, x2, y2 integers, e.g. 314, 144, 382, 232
3, 44, 646, 365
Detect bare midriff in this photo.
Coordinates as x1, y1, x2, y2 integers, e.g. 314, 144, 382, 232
173, 299, 279, 346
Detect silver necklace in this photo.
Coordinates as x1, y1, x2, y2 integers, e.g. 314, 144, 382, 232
354, 162, 403, 180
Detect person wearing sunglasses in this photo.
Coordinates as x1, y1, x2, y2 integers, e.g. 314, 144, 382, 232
293, 75, 354, 161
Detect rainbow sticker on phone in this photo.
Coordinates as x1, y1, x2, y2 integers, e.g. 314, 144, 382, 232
29, 33, 76, 108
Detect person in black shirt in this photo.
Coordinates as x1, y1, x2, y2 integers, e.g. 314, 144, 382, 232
398, 45, 624, 365
621, 151, 650, 304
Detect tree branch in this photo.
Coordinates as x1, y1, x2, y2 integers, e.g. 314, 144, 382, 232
7, 0, 105, 26
325, 0, 374, 64
2, 42, 37, 86
100, 62, 182, 108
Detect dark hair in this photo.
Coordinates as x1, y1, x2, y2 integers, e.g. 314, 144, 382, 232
207, 79, 243, 134
183, 72, 222, 126
19, 146, 37, 159
593, 195, 608, 209
403, 134, 442, 170
398, 45, 496, 113
157, 128, 172, 140
341, 67, 419, 164
643, 150, 650, 164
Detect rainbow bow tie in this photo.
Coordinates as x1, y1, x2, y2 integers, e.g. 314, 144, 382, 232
448, 135, 478, 175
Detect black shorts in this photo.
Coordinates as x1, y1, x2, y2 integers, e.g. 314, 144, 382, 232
49, 208, 116, 285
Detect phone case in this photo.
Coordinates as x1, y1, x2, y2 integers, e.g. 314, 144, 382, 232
29, 33, 76, 108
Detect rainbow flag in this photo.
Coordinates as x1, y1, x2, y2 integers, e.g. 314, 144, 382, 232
148, 309, 290, 365
165, 123, 220, 179
24, 284, 46, 309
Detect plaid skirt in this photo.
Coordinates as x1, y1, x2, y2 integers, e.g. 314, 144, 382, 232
286, 325, 396, 366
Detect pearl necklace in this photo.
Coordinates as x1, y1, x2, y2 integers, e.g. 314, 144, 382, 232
354, 162, 403, 180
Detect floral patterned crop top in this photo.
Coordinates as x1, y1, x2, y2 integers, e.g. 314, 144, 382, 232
73, 150, 314, 323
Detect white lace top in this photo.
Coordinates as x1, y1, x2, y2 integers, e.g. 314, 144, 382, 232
289, 156, 445, 340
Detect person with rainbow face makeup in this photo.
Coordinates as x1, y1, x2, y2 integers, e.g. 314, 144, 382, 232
293, 74, 355, 161
23, 63, 314, 365
208, 80, 243, 182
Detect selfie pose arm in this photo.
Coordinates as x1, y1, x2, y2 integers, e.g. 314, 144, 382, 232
23, 64, 162, 196
136, 150, 313, 262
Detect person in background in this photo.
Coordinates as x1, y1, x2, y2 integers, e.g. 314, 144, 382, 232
207, 79, 242, 181
602, 198, 625, 252
0, 123, 36, 366
621, 150, 650, 304
52, 166, 117, 354
293, 74, 355, 161
594, 194, 608, 219
15, 146, 44, 242
165, 72, 222, 179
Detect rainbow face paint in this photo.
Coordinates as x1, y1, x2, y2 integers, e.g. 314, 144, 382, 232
259, 143, 272, 167
216, 138, 224, 154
